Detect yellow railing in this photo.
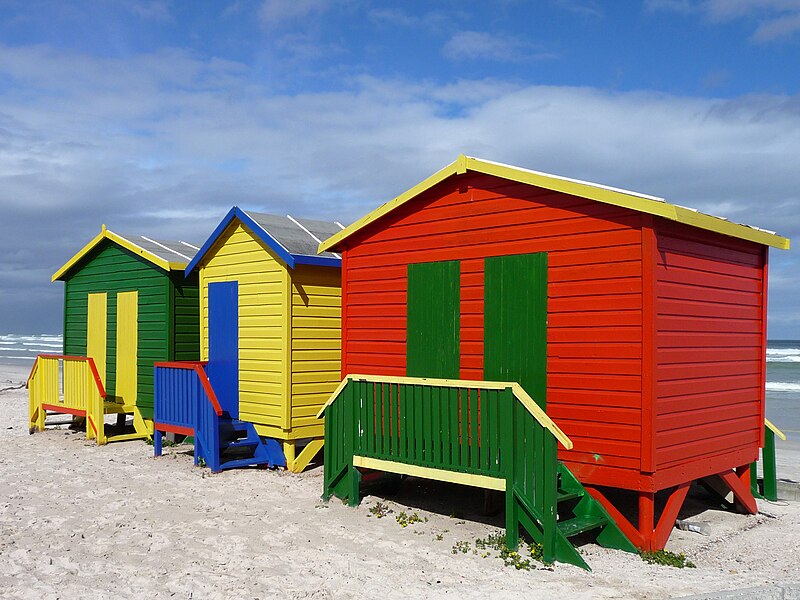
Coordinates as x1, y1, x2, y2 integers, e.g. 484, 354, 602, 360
27, 354, 107, 443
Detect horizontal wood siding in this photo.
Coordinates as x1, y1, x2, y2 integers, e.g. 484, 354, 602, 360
342, 173, 645, 475
171, 271, 200, 362
200, 223, 287, 429
653, 220, 765, 475
63, 240, 169, 418
290, 264, 342, 434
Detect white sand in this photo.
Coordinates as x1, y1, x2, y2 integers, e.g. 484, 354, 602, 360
1, 363, 798, 599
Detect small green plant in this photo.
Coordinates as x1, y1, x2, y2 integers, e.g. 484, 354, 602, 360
368, 501, 391, 518
473, 532, 547, 570
396, 511, 427, 527
198, 458, 206, 468
435, 533, 444, 541
639, 549, 696, 569
452, 540, 471, 555
145, 437, 154, 446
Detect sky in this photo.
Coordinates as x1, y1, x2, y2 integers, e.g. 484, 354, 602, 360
0, 0, 798, 337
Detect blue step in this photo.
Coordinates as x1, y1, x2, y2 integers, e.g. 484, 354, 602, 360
220, 438, 260, 451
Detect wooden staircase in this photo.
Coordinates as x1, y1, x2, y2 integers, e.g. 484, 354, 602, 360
153, 362, 286, 473
320, 374, 637, 570
203, 417, 283, 472
552, 463, 636, 569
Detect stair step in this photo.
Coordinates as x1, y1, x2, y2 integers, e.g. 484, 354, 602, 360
106, 432, 148, 443
557, 515, 607, 538
220, 438, 260, 451
217, 456, 270, 471
557, 489, 583, 503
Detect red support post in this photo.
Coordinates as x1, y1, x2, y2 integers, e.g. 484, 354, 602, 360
652, 483, 690, 550
639, 492, 655, 551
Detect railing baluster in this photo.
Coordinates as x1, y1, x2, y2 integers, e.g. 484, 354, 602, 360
421, 385, 432, 465
469, 385, 479, 471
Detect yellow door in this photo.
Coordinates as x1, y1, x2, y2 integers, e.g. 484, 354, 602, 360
86, 293, 107, 386
115, 291, 138, 407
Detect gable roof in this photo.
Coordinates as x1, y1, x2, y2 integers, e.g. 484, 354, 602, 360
185, 207, 344, 275
52, 225, 200, 282
319, 154, 790, 253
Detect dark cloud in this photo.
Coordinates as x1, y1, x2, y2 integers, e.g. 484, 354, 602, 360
0, 45, 797, 335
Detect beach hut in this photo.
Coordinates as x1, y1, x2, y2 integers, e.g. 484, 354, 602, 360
154, 208, 343, 473
29, 225, 201, 443
317, 155, 790, 560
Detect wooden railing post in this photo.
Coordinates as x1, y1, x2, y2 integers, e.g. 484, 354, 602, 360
502, 386, 519, 551
762, 426, 778, 501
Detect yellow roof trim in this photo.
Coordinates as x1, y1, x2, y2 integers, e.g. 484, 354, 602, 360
765, 418, 787, 441
52, 228, 182, 281
319, 154, 790, 252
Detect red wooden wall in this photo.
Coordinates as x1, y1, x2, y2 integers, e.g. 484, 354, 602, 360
342, 173, 648, 488
339, 172, 768, 493
651, 220, 766, 489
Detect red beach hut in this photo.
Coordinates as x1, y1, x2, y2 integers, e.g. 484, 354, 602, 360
319, 155, 790, 551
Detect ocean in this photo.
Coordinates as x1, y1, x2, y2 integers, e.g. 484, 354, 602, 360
3, 334, 798, 442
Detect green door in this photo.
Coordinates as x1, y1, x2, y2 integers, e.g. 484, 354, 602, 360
406, 260, 460, 379
484, 253, 548, 408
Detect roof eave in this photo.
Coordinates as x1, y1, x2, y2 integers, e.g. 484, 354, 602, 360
318, 154, 790, 253
185, 207, 301, 278
52, 227, 177, 282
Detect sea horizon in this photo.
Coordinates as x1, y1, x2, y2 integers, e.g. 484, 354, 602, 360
4, 333, 798, 442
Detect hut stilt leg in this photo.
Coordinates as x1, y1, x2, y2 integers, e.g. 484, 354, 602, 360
719, 466, 758, 514
283, 441, 296, 471
639, 492, 655, 551
652, 483, 690, 550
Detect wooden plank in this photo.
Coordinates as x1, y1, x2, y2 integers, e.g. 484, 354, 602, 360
352, 456, 506, 491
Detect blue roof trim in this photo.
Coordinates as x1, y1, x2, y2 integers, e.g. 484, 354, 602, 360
294, 254, 341, 267
185, 206, 239, 277
186, 206, 342, 276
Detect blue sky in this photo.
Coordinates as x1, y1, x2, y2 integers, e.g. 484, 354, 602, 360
0, 0, 798, 336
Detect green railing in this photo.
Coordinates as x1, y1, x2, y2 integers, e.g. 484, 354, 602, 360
319, 374, 573, 563
751, 419, 786, 502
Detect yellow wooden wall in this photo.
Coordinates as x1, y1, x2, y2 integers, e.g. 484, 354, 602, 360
200, 223, 289, 432
199, 221, 342, 441
289, 264, 342, 438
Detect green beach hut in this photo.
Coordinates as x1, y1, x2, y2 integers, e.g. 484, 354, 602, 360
50, 225, 201, 438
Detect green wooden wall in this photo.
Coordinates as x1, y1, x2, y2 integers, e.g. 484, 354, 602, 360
63, 240, 200, 420
171, 271, 200, 361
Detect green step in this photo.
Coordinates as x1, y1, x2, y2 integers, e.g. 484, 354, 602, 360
557, 515, 607, 538
557, 489, 583, 503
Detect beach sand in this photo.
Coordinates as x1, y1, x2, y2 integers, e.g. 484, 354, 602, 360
1, 363, 798, 599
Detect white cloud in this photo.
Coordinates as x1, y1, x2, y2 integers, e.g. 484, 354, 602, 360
368, 8, 452, 31
647, 0, 800, 42
0, 44, 798, 334
126, 1, 171, 21
752, 11, 800, 40
442, 31, 558, 62
553, 0, 603, 17
258, 0, 328, 28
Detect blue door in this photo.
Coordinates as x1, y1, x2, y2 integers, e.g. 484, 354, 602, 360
207, 281, 239, 418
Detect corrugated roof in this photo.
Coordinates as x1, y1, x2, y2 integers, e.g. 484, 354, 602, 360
319, 154, 790, 252
185, 207, 344, 274
118, 235, 200, 264
53, 226, 201, 281
246, 211, 343, 259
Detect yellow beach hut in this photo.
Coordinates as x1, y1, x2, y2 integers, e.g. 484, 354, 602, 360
181, 207, 344, 472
